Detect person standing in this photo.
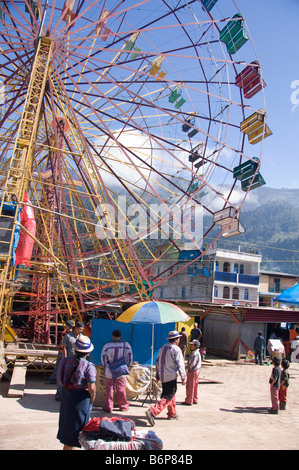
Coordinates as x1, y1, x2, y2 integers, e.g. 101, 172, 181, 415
101, 329, 133, 413
268, 356, 281, 414
190, 322, 202, 342
61, 321, 84, 358
145, 330, 186, 426
254, 331, 265, 365
178, 327, 188, 359
182, 339, 201, 406
48, 319, 74, 384
290, 335, 299, 363
279, 359, 290, 410
55, 320, 84, 401
56, 335, 96, 450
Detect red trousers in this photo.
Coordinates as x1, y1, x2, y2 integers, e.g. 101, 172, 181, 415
185, 369, 200, 404
279, 386, 288, 403
270, 385, 279, 411
149, 396, 176, 419
104, 377, 129, 412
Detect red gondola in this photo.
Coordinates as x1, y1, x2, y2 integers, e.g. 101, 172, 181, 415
235, 61, 266, 99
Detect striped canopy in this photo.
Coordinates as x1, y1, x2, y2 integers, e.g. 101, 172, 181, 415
116, 301, 190, 324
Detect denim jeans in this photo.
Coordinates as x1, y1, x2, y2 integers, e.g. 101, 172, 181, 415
255, 349, 264, 365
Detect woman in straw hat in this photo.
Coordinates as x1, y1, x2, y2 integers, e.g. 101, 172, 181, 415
57, 335, 96, 450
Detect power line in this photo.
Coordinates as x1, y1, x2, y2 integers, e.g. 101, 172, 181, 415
205, 236, 299, 255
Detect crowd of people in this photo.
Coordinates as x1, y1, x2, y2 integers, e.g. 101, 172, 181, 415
254, 328, 299, 366
54, 319, 295, 449
252, 328, 297, 416
55, 323, 133, 450
54, 319, 203, 449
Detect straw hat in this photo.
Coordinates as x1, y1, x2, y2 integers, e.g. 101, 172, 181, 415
75, 334, 94, 353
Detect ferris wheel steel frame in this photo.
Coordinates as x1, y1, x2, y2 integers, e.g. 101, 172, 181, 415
0, 0, 270, 344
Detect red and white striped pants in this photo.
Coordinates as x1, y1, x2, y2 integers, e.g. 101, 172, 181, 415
185, 369, 200, 405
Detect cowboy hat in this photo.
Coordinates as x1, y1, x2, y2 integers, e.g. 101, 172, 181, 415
167, 330, 181, 340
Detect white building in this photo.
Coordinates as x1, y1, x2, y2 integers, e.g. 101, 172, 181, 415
209, 247, 261, 306
154, 244, 261, 306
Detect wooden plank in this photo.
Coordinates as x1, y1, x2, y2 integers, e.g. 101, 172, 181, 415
5, 348, 58, 357
7, 360, 27, 398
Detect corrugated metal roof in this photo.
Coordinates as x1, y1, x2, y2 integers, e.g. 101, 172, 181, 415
172, 301, 299, 323
260, 270, 299, 278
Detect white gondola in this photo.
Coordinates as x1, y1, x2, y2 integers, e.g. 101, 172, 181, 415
213, 206, 238, 225
222, 219, 245, 238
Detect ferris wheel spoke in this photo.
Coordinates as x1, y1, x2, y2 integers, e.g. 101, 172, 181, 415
50, 0, 118, 42
59, 51, 244, 140
49, 72, 202, 217
0, 36, 33, 70
4, 0, 37, 36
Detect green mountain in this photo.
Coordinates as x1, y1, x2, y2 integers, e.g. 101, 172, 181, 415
204, 189, 299, 275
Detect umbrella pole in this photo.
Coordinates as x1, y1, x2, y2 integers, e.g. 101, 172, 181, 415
150, 323, 154, 396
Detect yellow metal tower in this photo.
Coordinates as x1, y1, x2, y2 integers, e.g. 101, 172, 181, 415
0, 36, 54, 340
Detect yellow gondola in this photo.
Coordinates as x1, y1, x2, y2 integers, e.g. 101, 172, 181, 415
240, 110, 272, 144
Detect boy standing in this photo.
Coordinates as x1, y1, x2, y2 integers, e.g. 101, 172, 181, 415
269, 356, 281, 414
182, 339, 201, 406
279, 359, 290, 410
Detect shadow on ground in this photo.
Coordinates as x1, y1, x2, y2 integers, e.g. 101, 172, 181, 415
220, 406, 270, 414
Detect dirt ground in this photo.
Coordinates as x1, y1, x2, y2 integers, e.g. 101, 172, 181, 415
0, 357, 299, 452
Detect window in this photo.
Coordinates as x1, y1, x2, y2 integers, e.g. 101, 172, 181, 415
182, 286, 186, 299
234, 263, 239, 273
232, 287, 239, 300
223, 286, 230, 299
214, 285, 218, 298
244, 288, 249, 300
209, 260, 214, 272
240, 264, 244, 274
223, 262, 230, 272
274, 278, 280, 293
215, 261, 219, 272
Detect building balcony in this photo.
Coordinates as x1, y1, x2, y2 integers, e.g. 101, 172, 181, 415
215, 271, 259, 285
238, 274, 259, 285
215, 272, 237, 283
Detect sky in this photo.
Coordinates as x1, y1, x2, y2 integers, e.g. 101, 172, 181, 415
2, 0, 297, 192
235, 0, 299, 189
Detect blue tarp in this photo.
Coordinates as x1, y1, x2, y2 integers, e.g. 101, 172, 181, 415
276, 283, 299, 305
0, 202, 22, 266
89, 318, 175, 366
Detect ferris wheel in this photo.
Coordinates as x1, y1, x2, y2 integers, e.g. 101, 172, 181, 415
0, 0, 271, 343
